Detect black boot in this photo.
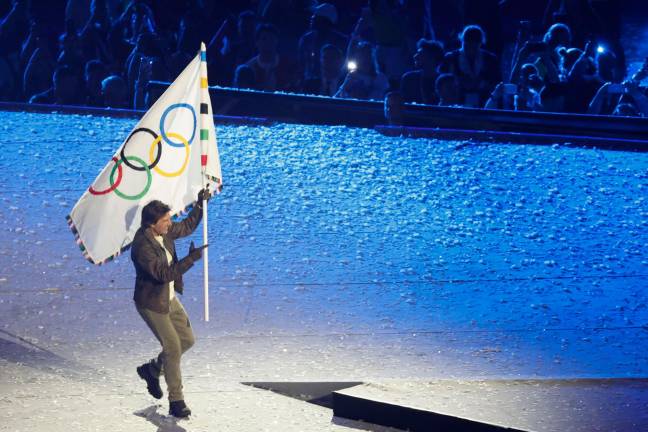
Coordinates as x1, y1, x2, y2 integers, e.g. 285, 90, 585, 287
136, 361, 163, 399
169, 400, 191, 418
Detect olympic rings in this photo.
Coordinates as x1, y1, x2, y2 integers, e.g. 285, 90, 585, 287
150, 132, 190, 178
88, 103, 198, 201
109, 156, 152, 201
89, 157, 122, 195
160, 103, 196, 148
120, 128, 161, 171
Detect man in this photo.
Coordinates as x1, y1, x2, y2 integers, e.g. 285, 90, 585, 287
29, 65, 84, 105
297, 3, 347, 83
440, 25, 500, 107
101, 75, 129, 109
435, 73, 461, 107
132, 188, 210, 418
400, 39, 445, 105
243, 23, 297, 92
301, 44, 344, 96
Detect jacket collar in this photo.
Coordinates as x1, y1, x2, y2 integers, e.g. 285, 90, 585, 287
142, 226, 175, 254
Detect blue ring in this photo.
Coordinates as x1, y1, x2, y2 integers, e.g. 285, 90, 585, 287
160, 103, 196, 148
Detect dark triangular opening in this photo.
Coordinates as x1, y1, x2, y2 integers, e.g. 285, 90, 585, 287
241, 381, 363, 408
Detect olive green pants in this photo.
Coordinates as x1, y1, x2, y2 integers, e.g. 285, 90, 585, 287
137, 297, 195, 402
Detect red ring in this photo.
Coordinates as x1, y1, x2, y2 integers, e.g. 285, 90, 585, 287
88, 157, 123, 195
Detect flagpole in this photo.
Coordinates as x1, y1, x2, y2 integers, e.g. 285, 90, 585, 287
202, 181, 209, 322
200, 42, 210, 322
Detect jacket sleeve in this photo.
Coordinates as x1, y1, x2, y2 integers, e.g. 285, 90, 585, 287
167, 202, 203, 240
132, 237, 195, 283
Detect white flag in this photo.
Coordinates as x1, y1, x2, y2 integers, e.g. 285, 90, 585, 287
67, 44, 222, 264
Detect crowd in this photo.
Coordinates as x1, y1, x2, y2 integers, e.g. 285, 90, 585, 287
0, 0, 646, 117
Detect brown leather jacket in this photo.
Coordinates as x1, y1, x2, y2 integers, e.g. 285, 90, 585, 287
131, 204, 203, 313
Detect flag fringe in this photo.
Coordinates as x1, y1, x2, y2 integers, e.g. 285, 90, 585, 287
66, 199, 206, 266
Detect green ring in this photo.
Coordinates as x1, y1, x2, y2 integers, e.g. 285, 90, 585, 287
109, 156, 152, 200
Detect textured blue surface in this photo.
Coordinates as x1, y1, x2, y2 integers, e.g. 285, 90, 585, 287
0, 110, 647, 379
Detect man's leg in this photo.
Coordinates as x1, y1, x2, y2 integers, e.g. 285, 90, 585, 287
166, 298, 195, 418
137, 306, 184, 403
169, 297, 195, 355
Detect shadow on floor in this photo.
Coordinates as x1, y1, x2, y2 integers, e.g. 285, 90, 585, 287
134, 405, 188, 432
0, 329, 93, 378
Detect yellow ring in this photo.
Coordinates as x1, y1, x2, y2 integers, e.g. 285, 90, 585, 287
149, 132, 190, 178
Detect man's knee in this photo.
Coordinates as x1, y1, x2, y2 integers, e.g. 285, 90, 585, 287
182, 332, 195, 352
163, 338, 182, 361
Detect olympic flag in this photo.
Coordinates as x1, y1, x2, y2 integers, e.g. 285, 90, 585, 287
67, 43, 222, 318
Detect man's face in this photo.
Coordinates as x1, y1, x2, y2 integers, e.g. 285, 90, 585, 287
256, 31, 278, 57
151, 212, 172, 236
463, 38, 481, 57
414, 48, 435, 70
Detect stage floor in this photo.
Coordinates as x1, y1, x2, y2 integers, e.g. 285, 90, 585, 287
0, 110, 647, 431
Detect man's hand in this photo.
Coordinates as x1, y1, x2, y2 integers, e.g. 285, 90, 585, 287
188, 241, 208, 261
197, 187, 211, 204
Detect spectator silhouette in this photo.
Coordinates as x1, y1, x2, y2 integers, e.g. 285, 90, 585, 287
57, 19, 86, 73
84, 59, 108, 106
126, 33, 171, 109
297, 3, 348, 83
22, 27, 55, 101
596, 49, 622, 84
440, 25, 500, 107
361, 0, 410, 87
542, 0, 602, 49
0, 0, 30, 58
4, 2, 32, 100
612, 103, 638, 117
335, 41, 389, 100
400, 39, 444, 105
30, 65, 83, 105
209, 11, 257, 86
65, 0, 91, 32
435, 73, 461, 106
511, 23, 570, 86
112, 1, 157, 46
77, 0, 112, 66
565, 41, 603, 113
233, 64, 256, 89
561, 47, 580, 76
104, 25, 132, 75
589, 51, 648, 117
384, 90, 405, 125
242, 24, 297, 92
301, 44, 344, 96
586, 49, 625, 115
486, 63, 541, 111
261, 0, 311, 61
231, 11, 257, 66
101, 74, 128, 108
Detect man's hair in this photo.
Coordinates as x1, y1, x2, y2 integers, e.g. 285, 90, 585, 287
417, 39, 445, 63
85, 59, 106, 76
460, 25, 485, 45
543, 23, 571, 46
320, 43, 342, 58
53, 65, 76, 84
141, 200, 171, 228
255, 23, 279, 41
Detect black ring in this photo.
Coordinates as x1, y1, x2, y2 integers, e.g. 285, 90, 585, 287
120, 127, 162, 171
